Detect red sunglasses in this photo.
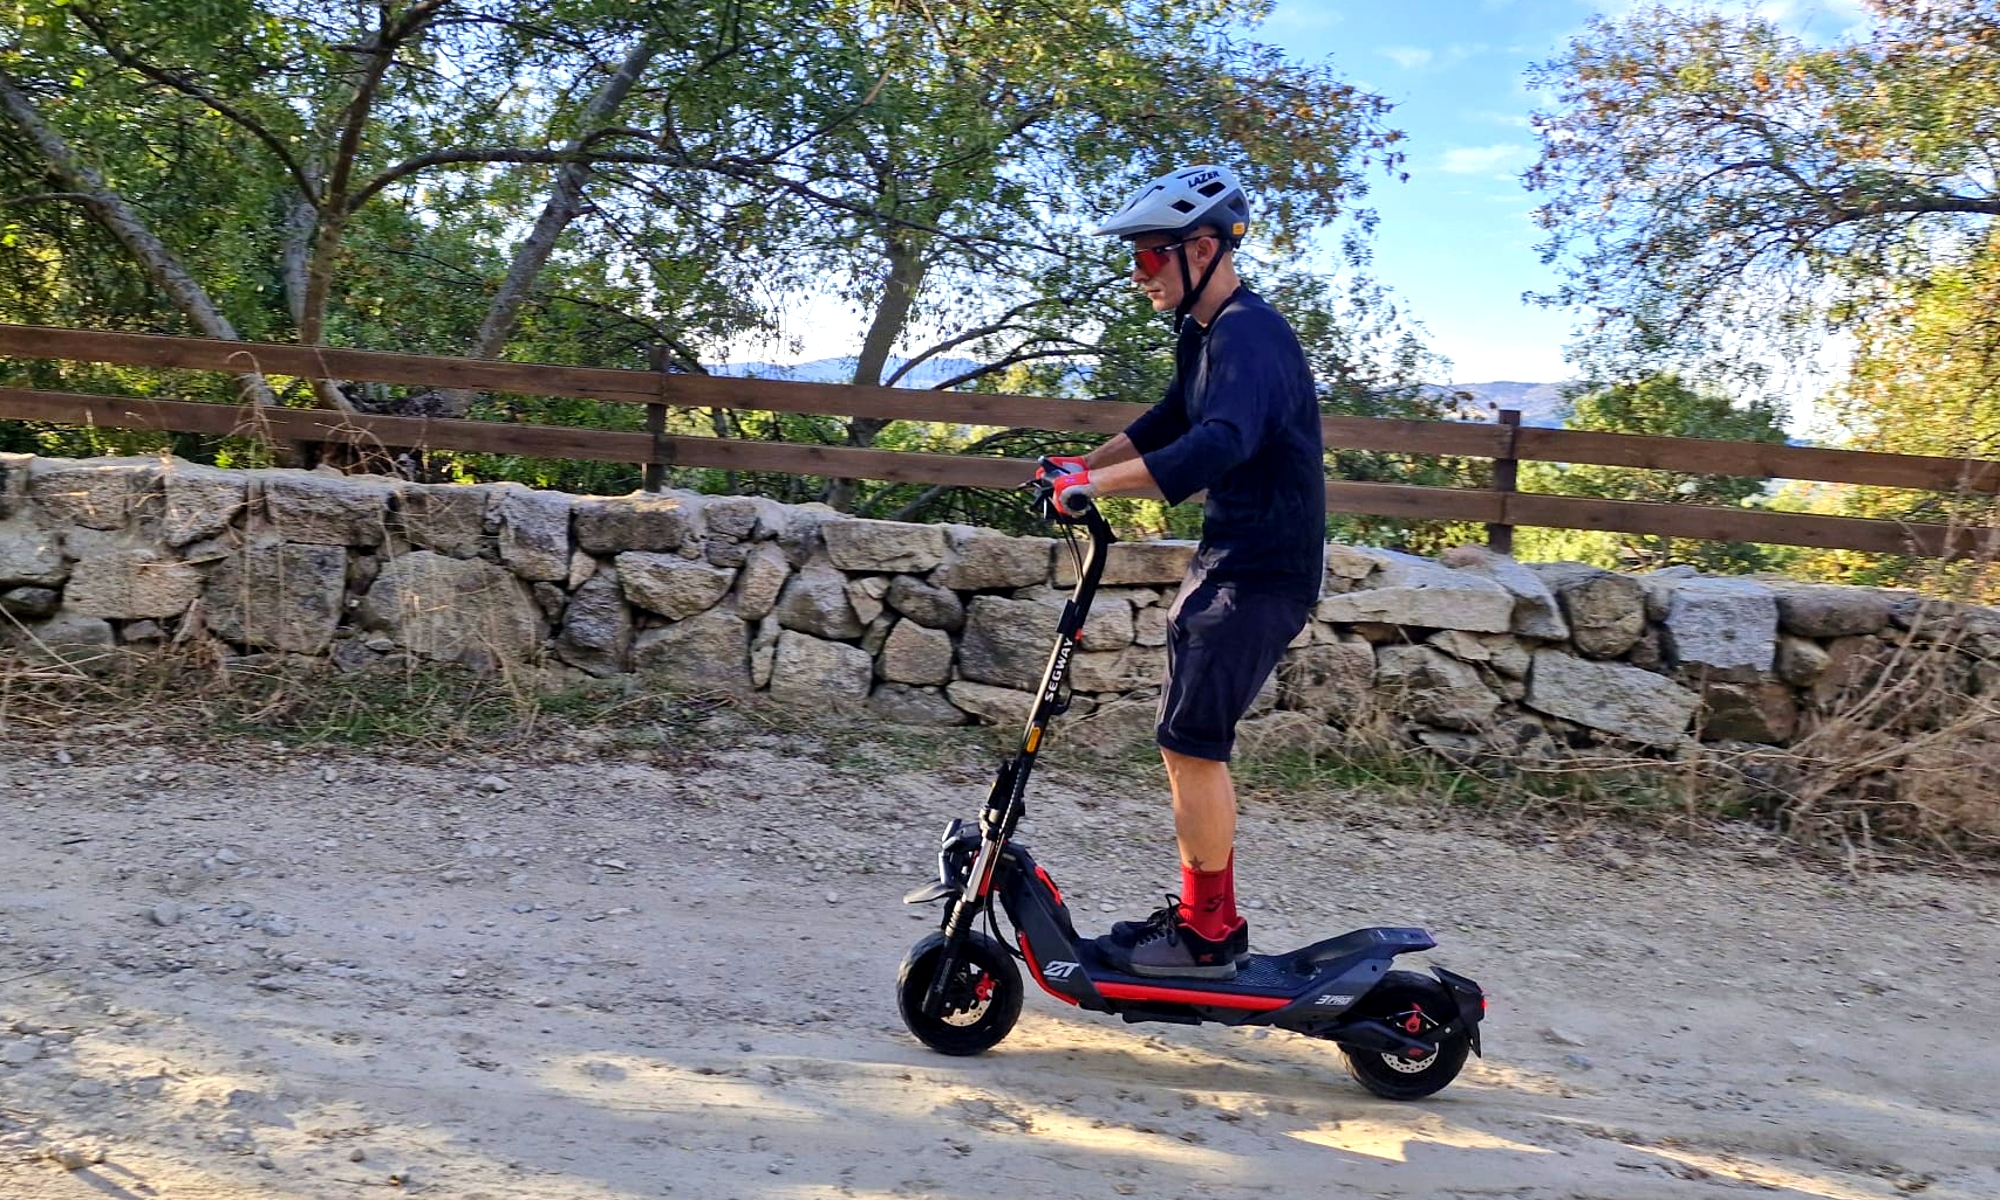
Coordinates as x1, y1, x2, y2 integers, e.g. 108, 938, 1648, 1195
1132, 234, 1213, 276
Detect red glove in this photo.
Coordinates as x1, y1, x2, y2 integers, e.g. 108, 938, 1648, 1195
1036, 455, 1088, 482
1050, 465, 1097, 516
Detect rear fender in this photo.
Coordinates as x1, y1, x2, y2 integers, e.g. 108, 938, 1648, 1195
1431, 964, 1486, 1057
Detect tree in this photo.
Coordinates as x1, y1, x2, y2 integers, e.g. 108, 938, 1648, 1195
1, 1, 839, 417
663, 0, 1406, 511
1773, 226, 2000, 592
1524, 2, 2000, 384
1518, 374, 1790, 572
2, 0, 1432, 523
1, 1, 287, 409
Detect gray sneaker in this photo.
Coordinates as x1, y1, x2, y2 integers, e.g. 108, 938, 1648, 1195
1098, 900, 1246, 979
1103, 897, 1251, 965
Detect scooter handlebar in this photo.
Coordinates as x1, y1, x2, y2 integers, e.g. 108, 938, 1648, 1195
1027, 456, 1097, 523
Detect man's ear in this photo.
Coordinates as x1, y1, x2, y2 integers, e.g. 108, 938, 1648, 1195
1185, 234, 1212, 271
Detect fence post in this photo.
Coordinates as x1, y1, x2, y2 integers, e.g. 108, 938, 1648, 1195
644, 344, 669, 493
1486, 408, 1521, 555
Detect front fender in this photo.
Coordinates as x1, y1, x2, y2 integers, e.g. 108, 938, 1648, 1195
903, 881, 952, 904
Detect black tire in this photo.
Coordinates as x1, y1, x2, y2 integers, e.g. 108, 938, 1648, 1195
1338, 970, 1473, 1101
897, 930, 1024, 1056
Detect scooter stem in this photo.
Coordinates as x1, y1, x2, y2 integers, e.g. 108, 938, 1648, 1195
921, 503, 1115, 1020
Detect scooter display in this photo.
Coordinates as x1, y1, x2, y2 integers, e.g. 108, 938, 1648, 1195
896, 461, 1487, 1100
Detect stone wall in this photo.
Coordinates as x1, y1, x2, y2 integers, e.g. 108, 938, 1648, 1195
3, 454, 1996, 762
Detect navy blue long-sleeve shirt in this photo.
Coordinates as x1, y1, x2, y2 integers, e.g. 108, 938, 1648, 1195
1123, 287, 1325, 605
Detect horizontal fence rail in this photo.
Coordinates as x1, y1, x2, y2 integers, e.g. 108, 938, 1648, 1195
2, 324, 1998, 560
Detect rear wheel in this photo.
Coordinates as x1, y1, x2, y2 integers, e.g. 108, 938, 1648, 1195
897, 931, 1023, 1056
1338, 970, 1472, 1100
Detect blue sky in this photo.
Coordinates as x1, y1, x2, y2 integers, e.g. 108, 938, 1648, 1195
744, 1, 1875, 390
1263, 0, 1873, 384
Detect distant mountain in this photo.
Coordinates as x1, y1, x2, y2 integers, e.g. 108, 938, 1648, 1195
710, 356, 988, 389
1428, 381, 1572, 427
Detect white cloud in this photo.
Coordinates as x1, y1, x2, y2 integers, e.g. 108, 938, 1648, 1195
1441, 144, 1529, 174
1268, 3, 1346, 32
1379, 45, 1434, 69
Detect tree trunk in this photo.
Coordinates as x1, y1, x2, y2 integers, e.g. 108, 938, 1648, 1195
435, 38, 661, 419
0, 65, 278, 409
277, 171, 354, 415
295, 0, 446, 352
281, 190, 316, 333
824, 237, 928, 511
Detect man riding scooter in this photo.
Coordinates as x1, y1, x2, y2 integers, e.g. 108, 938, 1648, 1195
1040, 165, 1326, 979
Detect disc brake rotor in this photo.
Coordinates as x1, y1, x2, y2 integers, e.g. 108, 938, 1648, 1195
1378, 1003, 1439, 1073
939, 968, 993, 1027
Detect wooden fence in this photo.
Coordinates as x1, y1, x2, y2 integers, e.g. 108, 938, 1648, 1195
2, 324, 1998, 560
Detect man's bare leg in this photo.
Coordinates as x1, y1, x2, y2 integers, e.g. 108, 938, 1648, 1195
1162, 747, 1242, 942
1161, 747, 1235, 870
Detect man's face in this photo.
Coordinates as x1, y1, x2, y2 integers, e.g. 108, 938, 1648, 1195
1129, 231, 1217, 312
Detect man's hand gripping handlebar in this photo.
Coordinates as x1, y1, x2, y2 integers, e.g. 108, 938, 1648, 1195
1031, 456, 1097, 519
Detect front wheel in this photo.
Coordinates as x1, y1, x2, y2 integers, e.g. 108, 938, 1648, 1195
897, 931, 1023, 1056
1338, 970, 1473, 1100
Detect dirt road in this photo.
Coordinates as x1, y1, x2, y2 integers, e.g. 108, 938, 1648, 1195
2, 714, 1997, 1199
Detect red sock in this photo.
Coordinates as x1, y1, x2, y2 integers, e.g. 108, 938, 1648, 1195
1180, 856, 1239, 941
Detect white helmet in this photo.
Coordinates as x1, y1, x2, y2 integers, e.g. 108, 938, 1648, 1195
1090, 165, 1251, 244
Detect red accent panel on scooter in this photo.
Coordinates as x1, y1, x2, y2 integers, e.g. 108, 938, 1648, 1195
1018, 935, 1081, 1006
1095, 981, 1290, 1011
1033, 864, 1064, 907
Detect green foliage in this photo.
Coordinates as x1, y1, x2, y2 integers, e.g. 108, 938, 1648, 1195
1518, 374, 1791, 571
0, 0, 1451, 558
1774, 227, 2000, 596
1526, 2, 2000, 384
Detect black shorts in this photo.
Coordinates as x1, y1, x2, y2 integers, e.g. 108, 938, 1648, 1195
1156, 578, 1311, 762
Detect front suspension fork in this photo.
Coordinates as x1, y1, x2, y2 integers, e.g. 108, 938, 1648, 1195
921, 901, 983, 1017
921, 837, 1005, 1017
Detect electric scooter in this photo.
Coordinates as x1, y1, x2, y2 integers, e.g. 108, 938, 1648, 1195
896, 461, 1487, 1100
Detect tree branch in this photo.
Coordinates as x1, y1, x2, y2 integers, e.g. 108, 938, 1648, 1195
435, 35, 663, 417
351, 146, 1061, 262
0, 191, 96, 207
73, 8, 321, 208
1836, 193, 2000, 220
298, 0, 452, 346
0, 63, 281, 410
883, 299, 1056, 386
926, 346, 1091, 392
428, 12, 594, 53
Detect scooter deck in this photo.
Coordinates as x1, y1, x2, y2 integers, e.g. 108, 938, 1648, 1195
1076, 941, 1304, 998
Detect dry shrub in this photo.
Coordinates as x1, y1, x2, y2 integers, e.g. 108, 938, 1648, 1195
1224, 605, 2000, 865
1755, 621, 2000, 859
1696, 511, 2000, 863
0, 638, 555, 751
